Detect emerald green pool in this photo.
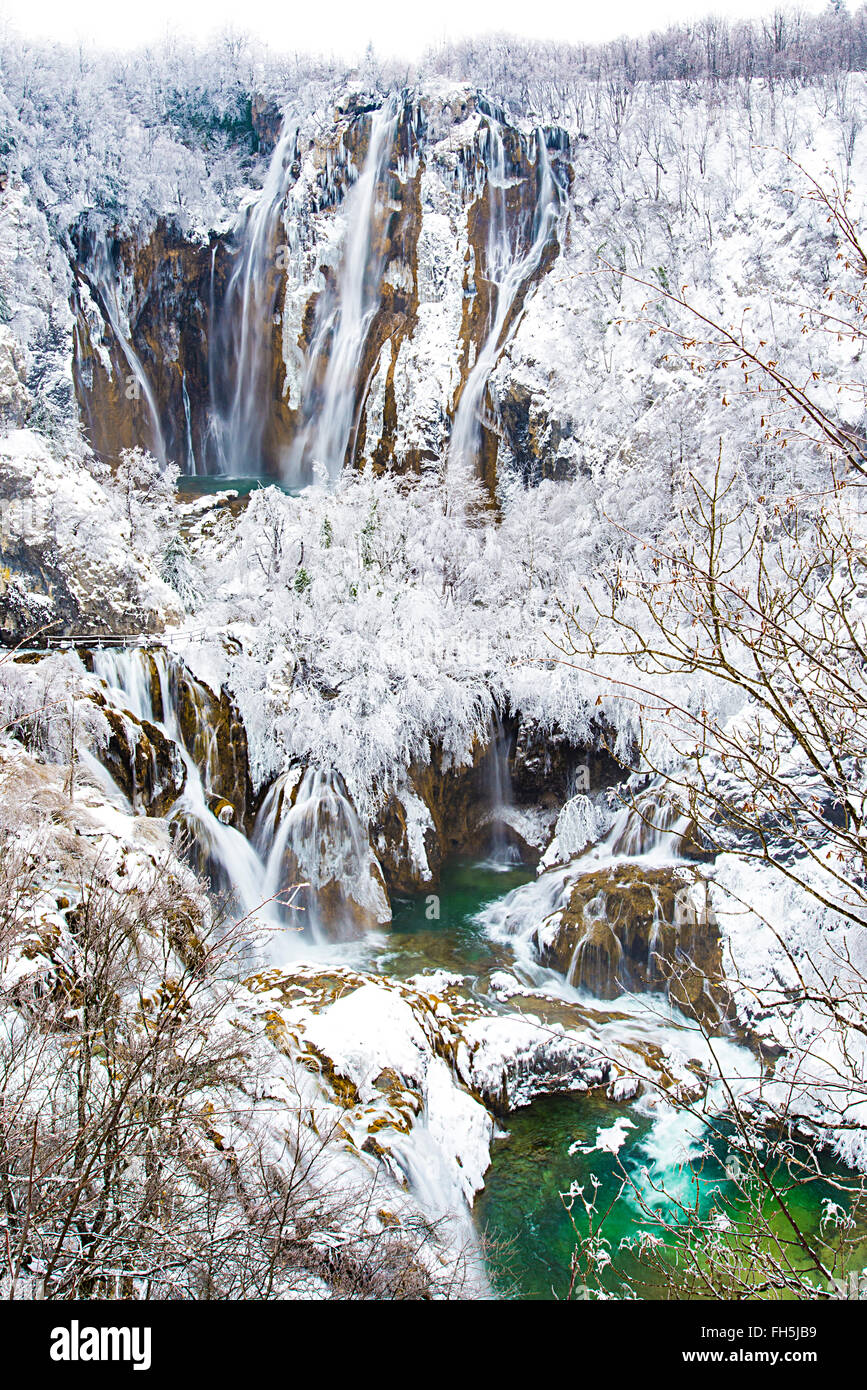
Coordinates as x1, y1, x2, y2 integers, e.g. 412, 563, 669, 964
176, 475, 300, 499
374, 859, 867, 1302
474, 1091, 867, 1300
375, 857, 535, 988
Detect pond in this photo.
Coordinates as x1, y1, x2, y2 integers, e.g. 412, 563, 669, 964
372, 858, 867, 1301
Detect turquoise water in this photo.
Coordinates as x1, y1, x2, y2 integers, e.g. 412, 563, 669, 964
475, 1092, 867, 1300
375, 859, 867, 1301
176, 474, 301, 499
375, 858, 535, 989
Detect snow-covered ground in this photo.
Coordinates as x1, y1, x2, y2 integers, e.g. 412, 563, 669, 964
2, 43, 867, 1289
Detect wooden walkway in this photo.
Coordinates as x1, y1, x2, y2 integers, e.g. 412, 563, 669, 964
4, 629, 214, 654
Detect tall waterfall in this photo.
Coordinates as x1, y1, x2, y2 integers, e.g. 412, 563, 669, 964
85, 233, 167, 464
447, 124, 563, 495
208, 124, 300, 476
284, 98, 400, 487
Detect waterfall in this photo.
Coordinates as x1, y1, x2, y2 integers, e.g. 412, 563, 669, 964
182, 371, 197, 476
92, 648, 268, 928
85, 233, 166, 464
568, 923, 624, 997
284, 98, 400, 487
89, 649, 388, 952
447, 124, 563, 495
208, 123, 299, 476
254, 768, 391, 943
647, 886, 666, 986
608, 786, 691, 861
483, 712, 520, 866
479, 779, 700, 999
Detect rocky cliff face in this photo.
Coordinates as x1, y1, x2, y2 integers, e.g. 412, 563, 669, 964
71, 217, 225, 470
69, 88, 570, 496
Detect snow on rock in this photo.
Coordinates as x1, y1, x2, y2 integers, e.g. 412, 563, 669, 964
462, 1011, 614, 1110
0, 738, 490, 1286
711, 852, 867, 1170
0, 429, 182, 639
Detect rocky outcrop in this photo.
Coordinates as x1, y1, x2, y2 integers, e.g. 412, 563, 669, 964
497, 381, 577, 485
251, 94, 284, 155
172, 667, 252, 831
536, 863, 730, 1029
71, 216, 227, 471
0, 433, 176, 647
510, 716, 619, 804
372, 784, 439, 896
89, 690, 186, 816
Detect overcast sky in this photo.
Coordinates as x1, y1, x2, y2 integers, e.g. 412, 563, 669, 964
0, 0, 839, 60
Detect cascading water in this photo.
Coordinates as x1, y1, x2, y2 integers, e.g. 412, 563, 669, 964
181, 371, 198, 475
483, 712, 520, 866
90, 649, 388, 954
480, 779, 706, 1003
253, 767, 391, 943
208, 124, 300, 476
608, 785, 691, 860
92, 648, 268, 930
84, 232, 166, 464
284, 98, 400, 487
447, 123, 564, 495
566, 895, 624, 995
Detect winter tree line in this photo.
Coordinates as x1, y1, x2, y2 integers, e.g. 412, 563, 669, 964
2, 6, 867, 233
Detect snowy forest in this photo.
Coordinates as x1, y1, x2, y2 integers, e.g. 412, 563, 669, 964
1, 4, 867, 1302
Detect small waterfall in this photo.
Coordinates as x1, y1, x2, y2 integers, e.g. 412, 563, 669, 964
567, 894, 624, 997
182, 371, 197, 475
208, 123, 299, 476
447, 124, 563, 494
89, 649, 389, 952
254, 767, 391, 943
608, 786, 691, 861
647, 886, 666, 986
92, 648, 268, 926
483, 712, 520, 866
85, 232, 166, 463
284, 98, 400, 487
480, 778, 712, 1008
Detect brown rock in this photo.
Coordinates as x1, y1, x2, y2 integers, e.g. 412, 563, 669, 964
537, 862, 730, 1029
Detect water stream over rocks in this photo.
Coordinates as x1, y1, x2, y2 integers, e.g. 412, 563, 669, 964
16, 641, 867, 1296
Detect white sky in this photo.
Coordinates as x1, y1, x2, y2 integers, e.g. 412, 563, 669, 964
0, 0, 839, 61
